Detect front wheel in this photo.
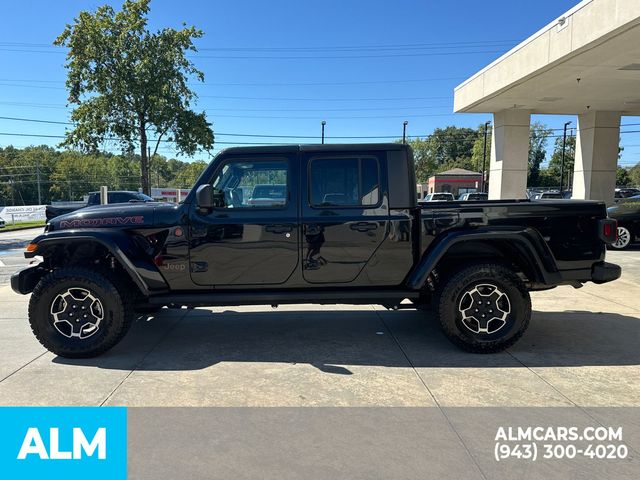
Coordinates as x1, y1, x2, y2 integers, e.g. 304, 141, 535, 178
437, 263, 531, 353
28, 267, 133, 358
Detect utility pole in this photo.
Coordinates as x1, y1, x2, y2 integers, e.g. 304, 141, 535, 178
481, 121, 491, 193
568, 128, 575, 194
147, 146, 152, 192
402, 121, 408, 144
36, 158, 42, 205
321, 121, 326, 144
560, 121, 572, 194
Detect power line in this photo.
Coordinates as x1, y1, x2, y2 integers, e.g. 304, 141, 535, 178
0, 76, 466, 87
0, 116, 639, 146
0, 45, 507, 59
0, 39, 517, 50
0, 83, 452, 101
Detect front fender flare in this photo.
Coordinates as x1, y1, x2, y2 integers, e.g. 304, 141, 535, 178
25, 229, 168, 296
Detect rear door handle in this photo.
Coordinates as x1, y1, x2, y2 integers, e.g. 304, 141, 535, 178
265, 224, 293, 234
350, 222, 378, 232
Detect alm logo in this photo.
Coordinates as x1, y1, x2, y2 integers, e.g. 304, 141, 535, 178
17, 427, 106, 460
0, 407, 126, 480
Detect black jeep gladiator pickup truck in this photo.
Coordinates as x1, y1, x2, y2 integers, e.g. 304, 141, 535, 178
12, 144, 621, 357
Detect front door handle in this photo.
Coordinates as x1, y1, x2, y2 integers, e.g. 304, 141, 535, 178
350, 222, 378, 232
265, 224, 293, 234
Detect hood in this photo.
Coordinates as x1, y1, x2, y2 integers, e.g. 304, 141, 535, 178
49, 202, 182, 231
608, 200, 640, 218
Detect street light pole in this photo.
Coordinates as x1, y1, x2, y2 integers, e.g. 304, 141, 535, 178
36, 157, 42, 205
481, 121, 491, 193
321, 121, 326, 144
402, 121, 408, 144
560, 121, 572, 194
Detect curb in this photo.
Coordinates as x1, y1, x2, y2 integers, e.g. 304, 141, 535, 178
0, 225, 46, 233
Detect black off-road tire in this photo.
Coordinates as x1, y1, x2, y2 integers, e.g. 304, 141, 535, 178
437, 263, 531, 353
28, 267, 134, 358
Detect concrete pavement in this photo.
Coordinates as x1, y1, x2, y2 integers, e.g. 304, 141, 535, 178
2, 231, 639, 479
0, 244, 638, 407
0, 226, 43, 284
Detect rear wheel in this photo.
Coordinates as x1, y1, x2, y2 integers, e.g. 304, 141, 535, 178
437, 263, 531, 353
610, 226, 632, 250
28, 267, 133, 358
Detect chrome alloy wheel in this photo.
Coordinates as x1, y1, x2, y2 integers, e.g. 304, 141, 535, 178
458, 283, 511, 335
50, 288, 104, 339
612, 226, 631, 249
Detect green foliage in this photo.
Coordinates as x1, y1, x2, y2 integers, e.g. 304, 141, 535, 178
546, 134, 576, 188
0, 145, 206, 205
54, 0, 214, 194
407, 126, 479, 182
471, 124, 492, 174
172, 160, 208, 188
629, 163, 640, 187
616, 167, 631, 187
527, 122, 553, 186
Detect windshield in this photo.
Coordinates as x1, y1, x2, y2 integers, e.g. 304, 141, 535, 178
135, 193, 154, 201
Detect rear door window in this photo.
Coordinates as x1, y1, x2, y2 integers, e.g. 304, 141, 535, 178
309, 157, 380, 207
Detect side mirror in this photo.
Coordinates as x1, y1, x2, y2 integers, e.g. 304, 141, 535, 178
196, 184, 214, 210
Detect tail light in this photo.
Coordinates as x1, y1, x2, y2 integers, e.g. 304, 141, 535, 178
599, 219, 617, 244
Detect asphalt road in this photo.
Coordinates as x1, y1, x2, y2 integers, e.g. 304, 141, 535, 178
0, 227, 44, 285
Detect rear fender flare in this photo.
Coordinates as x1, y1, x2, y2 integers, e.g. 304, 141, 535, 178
405, 227, 561, 290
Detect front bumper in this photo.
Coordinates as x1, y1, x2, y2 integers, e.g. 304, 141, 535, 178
591, 261, 622, 284
11, 264, 46, 295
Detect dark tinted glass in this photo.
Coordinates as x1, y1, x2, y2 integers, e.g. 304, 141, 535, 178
310, 157, 379, 207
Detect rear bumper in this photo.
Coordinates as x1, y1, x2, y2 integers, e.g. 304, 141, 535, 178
591, 261, 621, 284
11, 264, 46, 295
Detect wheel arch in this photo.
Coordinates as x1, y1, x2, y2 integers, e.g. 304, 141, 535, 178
26, 230, 168, 296
405, 227, 561, 290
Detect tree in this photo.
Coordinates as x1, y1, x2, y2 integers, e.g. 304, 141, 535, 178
616, 167, 631, 187
173, 160, 208, 188
528, 122, 553, 186
54, 0, 214, 194
547, 134, 576, 188
629, 163, 640, 187
407, 126, 478, 182
471, 123, 492, 185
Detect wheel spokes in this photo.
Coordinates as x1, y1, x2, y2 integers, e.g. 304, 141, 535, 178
50, 287, 104, 339
614, 227, 630, 248
458, 283, 511, 335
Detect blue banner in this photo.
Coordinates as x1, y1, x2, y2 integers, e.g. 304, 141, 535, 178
0, 407, 127, 480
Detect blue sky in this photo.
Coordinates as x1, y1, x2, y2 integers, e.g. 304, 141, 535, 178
0, 0, 637, 168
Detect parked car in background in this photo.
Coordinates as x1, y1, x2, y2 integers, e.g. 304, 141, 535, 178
421, 192, 454, 202
0, 217, 5, 228
45, 191, 154, 221
247, 184, 287, 206
614, 187, 640, 201
607, 199, 640, 249
531, 191, 564, 200
458, 192, 488, 201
